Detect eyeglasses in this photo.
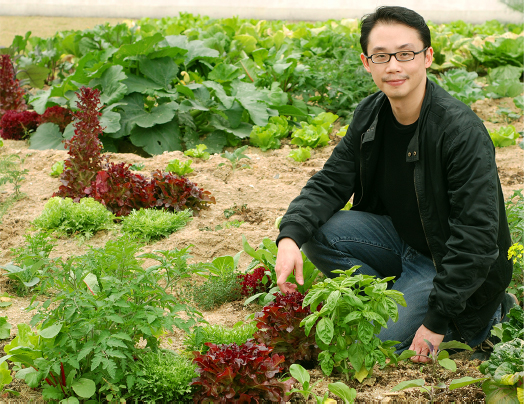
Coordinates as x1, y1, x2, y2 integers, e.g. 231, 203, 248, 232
365, 47, 428, 64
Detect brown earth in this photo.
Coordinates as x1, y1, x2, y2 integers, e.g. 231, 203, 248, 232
0, 15, 523, 403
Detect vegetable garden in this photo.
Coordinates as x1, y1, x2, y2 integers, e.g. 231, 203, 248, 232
0, 12, 523, 403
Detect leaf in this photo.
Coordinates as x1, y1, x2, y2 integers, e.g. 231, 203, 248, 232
328, 382, 356, 404
89, 65, 127, 105
114, 33, 164, 60
449, 376, 487, 390
0, 317, 11, 339
100, 108, 121, 134
289, 364, 310, 385
316, 317, 334, 346
439, 340, 473, 351
122, 74, 164, 94
129, 119, 182, 155
231, 81, 269, 126
29, 123, 66, 150
71, 378, 96, 398
139, 56, 179, 88
203, 81, 234, 109
208, 63, 242, 83
38, 323, 62, 339
438, 357, 457, 372
120, 94, 178, 129
354, 366, 369, 383
357, 320, 374, 345
60, 397, 80, 404
392, 379, 426, 391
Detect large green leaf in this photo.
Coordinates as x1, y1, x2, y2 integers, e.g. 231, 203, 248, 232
232, 34, 257, 54
0, 317, 11, 340
139, 56, 179, 88
203, 81, 234, 109
200, 131, 228, 154
231, 81, 269, 126
392, 379, 425, 391
208, 63, 242, 83
16, 65, 50, 89
316, 317, 334, 346
113, 33, 164, 60
89, 65, 127, 105
39, 323, 62, 339
123, 74, 164, 95
449, 376, 487, 390
100, 108, 121, 134
71, 378, 96, 398
129, 119, 182, 155
164, 35, 220, 67
29, 123, 66, 150
119, 93, 178, 129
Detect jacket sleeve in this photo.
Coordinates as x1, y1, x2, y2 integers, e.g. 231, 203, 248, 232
423, 123, 500, 335
276, 121, 359, 248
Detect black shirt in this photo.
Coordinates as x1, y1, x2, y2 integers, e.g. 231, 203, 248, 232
376, 106, 431, 257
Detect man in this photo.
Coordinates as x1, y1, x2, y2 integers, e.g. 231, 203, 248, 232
275, 6, 513, 363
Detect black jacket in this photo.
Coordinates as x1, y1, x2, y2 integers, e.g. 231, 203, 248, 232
278, 80, 513, 342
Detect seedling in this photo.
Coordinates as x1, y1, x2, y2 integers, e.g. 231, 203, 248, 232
392, 340, 486, 403
184, 144, 210, 160
50, 160, 65, 177
288, 364, 356, 403
219, 145, 251, 171
129, 162, 145, 171
0, 154, 28, 198
166, 158, 194, 176
288, 146, 311, 162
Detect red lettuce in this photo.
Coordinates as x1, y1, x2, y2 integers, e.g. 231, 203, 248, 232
191, 341, 294, 403
0, 55, 26, 121
39, 106, 73, 132
239, 266, 270, 296
54, 87, 107, 201
253, 292, 320, 369
0, 110, 39, 140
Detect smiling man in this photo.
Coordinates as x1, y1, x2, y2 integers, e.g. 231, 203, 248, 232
275, 6, 514, 362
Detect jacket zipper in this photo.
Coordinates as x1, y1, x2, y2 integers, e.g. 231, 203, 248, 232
413, 167, 437, 271
353, 132, 366, 209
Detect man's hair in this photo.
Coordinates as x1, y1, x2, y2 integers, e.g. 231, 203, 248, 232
359, 6, 431, 55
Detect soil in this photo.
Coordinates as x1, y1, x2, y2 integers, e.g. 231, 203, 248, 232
0, 16, 523, 403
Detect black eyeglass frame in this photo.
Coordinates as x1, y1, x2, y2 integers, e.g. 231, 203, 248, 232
365, 47, 429, 64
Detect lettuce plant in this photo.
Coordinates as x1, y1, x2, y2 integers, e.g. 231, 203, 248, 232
253, 292, 320, 369
291, 123, 330, 148
191, 341, 295, 403
184, 322, 258, 354
54, 87, 106, 201
39, 106, 73, 132
288, 146, 311, 162
184, 144, 210, 160
166, 158, 194, 176
239, 266, 269, 296
249, 116, 289, 151
0, 110, 39, 140
120, 208, 193, 242
32, 196, 115, 238
0, 54, 26, 120
50, 160, 64, 177
489, 125, 519, 147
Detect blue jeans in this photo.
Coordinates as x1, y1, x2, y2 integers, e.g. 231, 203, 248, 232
302, 210, 500, 352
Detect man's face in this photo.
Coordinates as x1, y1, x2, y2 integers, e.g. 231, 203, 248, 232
360, 23, 433, 102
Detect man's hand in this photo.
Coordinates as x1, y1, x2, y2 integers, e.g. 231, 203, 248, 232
409, 325, 445, 363
275, 238, 303, 294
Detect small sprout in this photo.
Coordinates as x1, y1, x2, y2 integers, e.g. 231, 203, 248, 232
166, 159, 193, 176
129, 163, 145, 171
219, 145, 251, 171
336, 124, 349, 137
50, 161, 65, 178
288, 147, 311, 162
184, 144, 210, 160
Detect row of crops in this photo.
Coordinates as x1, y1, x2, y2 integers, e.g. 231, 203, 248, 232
0, 14, 523, 154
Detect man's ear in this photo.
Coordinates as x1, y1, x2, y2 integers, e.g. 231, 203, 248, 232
424, 46, 434, 69
360, 53, 371, 73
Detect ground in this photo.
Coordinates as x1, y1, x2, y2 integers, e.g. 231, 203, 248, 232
0, 15, 523, 403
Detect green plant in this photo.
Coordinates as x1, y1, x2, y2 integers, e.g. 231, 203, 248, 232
484, 66, 524, 99
128, 349, 197, 403
489, 125, 519, 147
0, 317, 11, 339
0, 153, 28, 199
428, 69, 485, 105
288, 364, 356, 403
49, 160, 64, 177
491, 305, 524, 343
301, 266, 405, 382
129, 162, 145, 171
24, 236, 203, 401
514, 95, 524, 111
249, 116, 290, 151
199, 219, 244, 231
166, 158, 194, 176
219, 145, 251, 171
32, 196, 115, 238
1, 232, 56, 296
184, 322, 258, 354
184, 144, 210, 160
190, 266, 242, 311
288, 146, 311, 162
291, 123, 330, 148
392, 340, 486, 403
479, 338, 524, 403
492, 107, 522, 124
120, 208, 192, 242
242, 236, 321, 306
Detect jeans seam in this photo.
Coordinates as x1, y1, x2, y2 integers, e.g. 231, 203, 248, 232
330, 237, 400, 256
